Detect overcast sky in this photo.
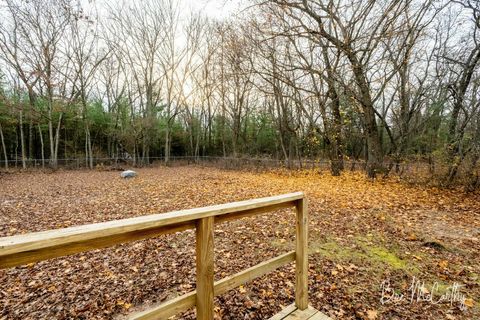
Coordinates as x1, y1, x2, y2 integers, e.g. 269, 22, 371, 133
87, 0, 242, 20
190, 0, 241, 20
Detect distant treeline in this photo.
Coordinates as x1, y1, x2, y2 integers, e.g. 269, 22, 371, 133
0, 0, 479, 189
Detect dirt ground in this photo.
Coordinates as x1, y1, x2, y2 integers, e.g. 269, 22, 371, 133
0, 166, 479, 319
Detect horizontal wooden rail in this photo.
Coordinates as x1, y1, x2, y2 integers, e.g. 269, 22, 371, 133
131, 251, 296, 320
0, 191, 309, 320
0, 192, 302, 268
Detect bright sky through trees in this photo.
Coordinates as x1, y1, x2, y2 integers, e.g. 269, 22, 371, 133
0, 0, 478, 187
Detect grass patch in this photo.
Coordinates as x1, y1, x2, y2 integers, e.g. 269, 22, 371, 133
367, 247, 407, 270
309, 237, 418, 273
311, 240, 364, 260
468, 272, 480, 286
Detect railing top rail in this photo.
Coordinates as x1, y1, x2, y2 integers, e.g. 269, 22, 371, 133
0, 192, 303, 268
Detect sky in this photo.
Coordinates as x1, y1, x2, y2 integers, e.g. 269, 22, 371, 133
190, 0, 241, 20
81, 0, 243, 20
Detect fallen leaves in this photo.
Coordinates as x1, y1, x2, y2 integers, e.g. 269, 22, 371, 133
464, 298, 474, 308
438, 260, 449, 270
406, 233, 417, 241
366, 309, 378, 320
116, 300, 132, 310
0, 167, 479, 319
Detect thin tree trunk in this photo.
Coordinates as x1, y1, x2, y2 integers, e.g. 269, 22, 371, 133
132, 141, 136, 166
0, 123, 8, 169
38, 124, 44, 168
52, 113, 63, 168
27, 89, 36, 160
85, 125, 93, 169
85, 129, 88, 168
221, 117, 226, 158
89, 129, 93, 168
164, 128, 170, 164
48, 105, 55, 167
14, 128, 18, 168
28, 118, 33, 159
19, 109, 26, 169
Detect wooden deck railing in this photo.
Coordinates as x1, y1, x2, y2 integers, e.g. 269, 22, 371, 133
0, 192, 309, 319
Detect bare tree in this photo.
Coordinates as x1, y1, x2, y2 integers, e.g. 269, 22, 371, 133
0, 0, 42, 168
65, 5, 109, 168
105, 0, 168, 164
0, 0, 73, 168
268, 0, 416, 177
442, 0, 480, 183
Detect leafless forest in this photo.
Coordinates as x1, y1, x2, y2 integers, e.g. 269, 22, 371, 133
0, 0, 479, 187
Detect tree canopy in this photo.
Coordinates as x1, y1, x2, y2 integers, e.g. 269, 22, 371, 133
0, 0, 478, 188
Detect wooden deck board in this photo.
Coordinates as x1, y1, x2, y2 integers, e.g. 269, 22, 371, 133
308, 312, 332, 320
269, 304, 332, 320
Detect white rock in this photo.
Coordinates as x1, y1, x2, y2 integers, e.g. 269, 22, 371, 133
120, 170, 137, 178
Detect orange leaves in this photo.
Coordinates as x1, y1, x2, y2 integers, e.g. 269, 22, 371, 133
366, 309, 378, 320
345, 263, 358, 273
47, 285, 57, 292
406, 233, 417, 241
116, 300, 132, 310
330, 263, 358, 277
129, 266, 139, 273
1, 167, 480, 319
464, 298, 475, 308
438, 260, 448, 270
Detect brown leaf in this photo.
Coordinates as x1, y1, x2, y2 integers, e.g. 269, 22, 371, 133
438, 260, 448, 269
367, 309, 378, 320
464, 298, 474, 308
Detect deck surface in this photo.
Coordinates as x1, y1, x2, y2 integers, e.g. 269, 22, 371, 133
269, 304, 332, 320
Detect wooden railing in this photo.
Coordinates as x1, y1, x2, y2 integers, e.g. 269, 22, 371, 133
0, 192, 308, 319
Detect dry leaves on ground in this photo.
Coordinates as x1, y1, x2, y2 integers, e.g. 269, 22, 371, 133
0, 166, 479, 319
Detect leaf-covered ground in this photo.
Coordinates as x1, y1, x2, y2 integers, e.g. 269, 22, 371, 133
0, 166, 479, 319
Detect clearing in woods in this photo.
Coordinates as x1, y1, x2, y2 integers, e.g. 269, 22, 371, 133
0, 166, 479, 319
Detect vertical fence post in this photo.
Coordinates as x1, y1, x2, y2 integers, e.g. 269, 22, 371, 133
196, 216, 214, 320
295, 197, 308, 310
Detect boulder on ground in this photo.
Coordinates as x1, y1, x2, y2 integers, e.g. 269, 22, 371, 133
120, 170, 137, 179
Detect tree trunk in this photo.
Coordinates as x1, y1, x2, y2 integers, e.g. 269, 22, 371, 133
19, 110, 26, 169
27, 88, 36, 160
321, 44, 344, 175
48, 105, 55, 168
164, 127, 170, 164
446, 46, 480, 183
38, 124, 45, 168
28, 118, 33, 159
349, 55, 384, 178
279, 132, 288, 166
51, 113, 63, 168
330, 101, 344, 175
0, 122, 8, 169
364, 109, 383, 178
88, 129, 93, 169
85, 125, 93, 169
133, 142, 137, 166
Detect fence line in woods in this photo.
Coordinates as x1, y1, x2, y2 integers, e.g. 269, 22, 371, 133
2, 156, 476, 188
0, 155, 370, 171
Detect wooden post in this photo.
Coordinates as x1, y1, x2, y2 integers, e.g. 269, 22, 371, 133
295, 197, 308, 310
196, 216, 215, 320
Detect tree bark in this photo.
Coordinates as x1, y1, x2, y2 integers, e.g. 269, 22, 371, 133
19, 109, 26, 169
0, 122, 8, 169
38, 123, 44, 168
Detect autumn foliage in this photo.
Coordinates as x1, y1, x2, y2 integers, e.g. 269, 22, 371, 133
0, 167, 479, 319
